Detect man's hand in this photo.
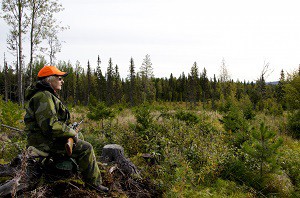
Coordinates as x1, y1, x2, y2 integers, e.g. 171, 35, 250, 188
73, 134, 79, 144
66, 119, 83, 156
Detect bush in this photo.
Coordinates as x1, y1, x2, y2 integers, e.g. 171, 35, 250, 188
222, 106, 248, 133
175, 110, 199, 125
133, 104, 154, 132
287, 110, 300, 138
278, 137, 300, 195
87, 102, 115, 128
238, 95, 256, 120
264, 98, 284, 116
222, 106, 250, 147
0, 100, 26, 162
0, 100, 23, 129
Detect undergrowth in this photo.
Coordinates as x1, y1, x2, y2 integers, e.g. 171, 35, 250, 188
0, 101, 299, 197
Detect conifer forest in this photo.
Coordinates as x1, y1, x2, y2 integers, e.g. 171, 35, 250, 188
1, 0, 300, 197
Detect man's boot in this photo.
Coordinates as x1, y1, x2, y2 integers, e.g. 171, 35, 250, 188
95, 184, 109, 192
87, 183, 109, 193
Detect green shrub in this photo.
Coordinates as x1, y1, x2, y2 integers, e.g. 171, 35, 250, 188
287, 110, 300, 138
133, 104, 154, 132
242, 123, 283, 178
278, 137, 300, 195
175, 110, 199, 125
0, 100, 25, 161
222, 106, 248, 133
0, 100, 23, 129
87, 102, 115, 128
222, 106, 250, 147
264, 98, 284, 116
238, 95, 256, 120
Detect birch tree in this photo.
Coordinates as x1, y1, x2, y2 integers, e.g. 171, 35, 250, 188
1, 0, 27, 106
26, 0, 64, 84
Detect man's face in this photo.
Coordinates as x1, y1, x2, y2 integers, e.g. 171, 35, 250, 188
50, 76, 64, 91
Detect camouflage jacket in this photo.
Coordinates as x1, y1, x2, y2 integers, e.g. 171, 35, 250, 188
24, 81, 77, 152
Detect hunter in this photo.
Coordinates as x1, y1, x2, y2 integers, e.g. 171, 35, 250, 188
24, 65, 108, 192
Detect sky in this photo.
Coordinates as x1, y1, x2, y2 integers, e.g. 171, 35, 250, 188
1, 0, 300, 82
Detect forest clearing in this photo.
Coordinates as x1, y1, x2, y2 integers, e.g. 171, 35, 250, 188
1, 82, 300, 197
1, 0, 300, 197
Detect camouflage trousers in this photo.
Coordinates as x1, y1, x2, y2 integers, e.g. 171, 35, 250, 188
70, 139, 102, 186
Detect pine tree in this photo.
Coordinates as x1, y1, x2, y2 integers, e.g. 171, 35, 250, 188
242, 122, 283, 179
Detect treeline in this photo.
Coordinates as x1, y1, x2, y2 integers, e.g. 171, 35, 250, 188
1, 55, 299, 114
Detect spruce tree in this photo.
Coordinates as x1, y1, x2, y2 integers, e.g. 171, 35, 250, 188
178, 72, 187, 102
211, 74, 218, 110
86, 60, 91, 105
114, 64, 122, 103
106, 58, 114, 105
187, 62, 200, 107
128, 57, 136, 106
95, 55, 106, 102
275, 69, 285, 108
200, 67, 209, 106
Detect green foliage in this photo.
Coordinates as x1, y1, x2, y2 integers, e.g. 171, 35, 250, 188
242, 122, 283, 181
222, 105, 250, 147
175, 110, 199, 125
0, 100, 26, 161
264, 98, 284, 116
278, 137, 300, 196
287, 110, 300, 138
238, 95, 256, 120
223, 106, 248, 133
0, 100, 23, 128
131, 104, 160, 153
1, 98, 300, 197
87, 102, 115, 128
133, 104, 154, 132
284, 74, 300, 110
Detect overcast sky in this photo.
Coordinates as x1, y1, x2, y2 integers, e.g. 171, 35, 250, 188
1, 0, 300, 82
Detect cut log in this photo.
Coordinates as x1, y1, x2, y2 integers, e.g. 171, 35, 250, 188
100, 144, 140, 176
0, 148, 45, 196
0, 178, 29, 197
0, 164, 17, 177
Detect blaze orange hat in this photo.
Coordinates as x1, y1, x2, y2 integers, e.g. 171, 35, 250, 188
38, 65, 68, 78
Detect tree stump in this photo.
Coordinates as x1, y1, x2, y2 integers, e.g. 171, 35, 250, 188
100, 144, 140, 176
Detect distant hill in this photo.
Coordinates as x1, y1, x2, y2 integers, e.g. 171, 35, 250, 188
267, 81, 279, 85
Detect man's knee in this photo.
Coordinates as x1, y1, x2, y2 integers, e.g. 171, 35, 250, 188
74, 139, 93, 153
